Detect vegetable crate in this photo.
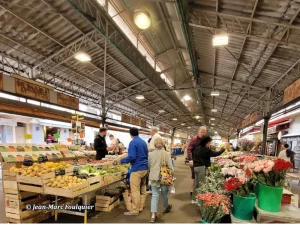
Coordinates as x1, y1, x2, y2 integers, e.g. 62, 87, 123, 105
88, 176, 102, 191
44, 182, 89, 198
3, 175, 51, 223
16, 167, 73, 194
95, 194, 120, 212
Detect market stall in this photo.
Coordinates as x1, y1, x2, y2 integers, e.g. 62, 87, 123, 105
196, 152, 300, 223
1, 148, 129, 223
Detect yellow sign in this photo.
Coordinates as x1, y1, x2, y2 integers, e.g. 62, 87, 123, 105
72, 114, 84, 121
24, 134, 32, 139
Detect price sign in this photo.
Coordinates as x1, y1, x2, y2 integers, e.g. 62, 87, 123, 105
73, 167, 79, 176
24, 134, 32, 139
53, 133, 60, 139
23, 159, 33, 166
76, 174, 88, 179
38, 156, 48, 163
97, 165, 102, 170
55, 169, 65, 176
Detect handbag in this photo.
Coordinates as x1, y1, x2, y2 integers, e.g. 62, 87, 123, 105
159, 151, 173, 186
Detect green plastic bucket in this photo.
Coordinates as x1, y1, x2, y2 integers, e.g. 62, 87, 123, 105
200, 219, 207, 223
257, 183, 283, 212
255, 182, 259, 197
233, 193, 256, 220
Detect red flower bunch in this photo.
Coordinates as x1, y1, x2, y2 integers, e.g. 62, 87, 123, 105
223, 177, 243, 192
197, 193, 231, 223
273, 158, 292, 172
245, 168, 253, 177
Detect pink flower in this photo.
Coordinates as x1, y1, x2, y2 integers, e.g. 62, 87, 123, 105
254, 166, 261, 172
263, 167, 271, 173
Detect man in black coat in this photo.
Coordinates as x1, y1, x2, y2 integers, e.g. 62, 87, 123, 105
94, 127, 108, 160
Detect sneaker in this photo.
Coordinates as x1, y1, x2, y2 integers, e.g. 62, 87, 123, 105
191, 200, 198, 204
150, 216, 157, 223
124, 211, 139, 216
163, 204, 172, 214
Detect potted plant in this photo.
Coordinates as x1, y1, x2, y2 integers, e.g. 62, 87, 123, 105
246, 158, 292, 212
223, 175, 256, 220
196, 193, 231, 223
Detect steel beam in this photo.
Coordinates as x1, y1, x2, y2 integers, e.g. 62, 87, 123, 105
199, 71, 265, 91
155, 47, 187, 59
219, 0, 259, 120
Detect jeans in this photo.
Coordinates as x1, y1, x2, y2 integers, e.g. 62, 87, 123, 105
151, 185, 169, 213
130, 170, 148, 213
193, 166, 206, 199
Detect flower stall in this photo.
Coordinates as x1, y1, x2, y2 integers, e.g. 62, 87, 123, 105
196, 152, 300, 223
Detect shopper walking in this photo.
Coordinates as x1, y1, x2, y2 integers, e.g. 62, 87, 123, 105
192, 136, 225, 202
118, 128, 148, 216
148, 137, 173, 223
94, 128, 108, 160
148, 126, 162, 152
187, 126, 207, 198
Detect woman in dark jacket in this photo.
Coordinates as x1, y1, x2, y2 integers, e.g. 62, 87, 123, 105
192, 136, 225, 203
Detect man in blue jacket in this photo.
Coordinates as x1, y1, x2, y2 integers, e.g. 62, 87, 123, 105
118, 127, 148, 216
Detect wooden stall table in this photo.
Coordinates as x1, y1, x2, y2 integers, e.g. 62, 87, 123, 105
255, 203, 300, 223
230, 214, 256, 223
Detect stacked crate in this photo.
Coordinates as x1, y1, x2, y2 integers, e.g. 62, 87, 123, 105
95, 193, 120, 212
2, 167, 51, 223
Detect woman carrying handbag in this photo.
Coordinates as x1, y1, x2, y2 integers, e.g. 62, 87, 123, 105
148, 137, 174, 223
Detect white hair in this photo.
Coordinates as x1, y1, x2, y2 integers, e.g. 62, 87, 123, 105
198, 126, 207, 131
150, 126, 159, 132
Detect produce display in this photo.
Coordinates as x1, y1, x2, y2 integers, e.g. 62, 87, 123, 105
45, 175, 87, 189
10, 162, 72, 177
78, 165, 129, 176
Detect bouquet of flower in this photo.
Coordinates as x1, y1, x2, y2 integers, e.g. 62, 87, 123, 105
197, 168, 226, 194
215, 158, 237, 167
223, 177, 253, 197
246, 158, 292, 187
197, 193, 231, 223
233, 155, 257, 163
221, 166, 245, 179
238, 139, 254, 151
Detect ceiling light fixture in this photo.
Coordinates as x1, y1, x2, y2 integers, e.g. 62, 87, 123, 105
158, 109, 165, 113
211, 123, 215, 126
134, 10, 151, 30
172, 118, 177, 121
195, 115, 200, 119
211, 118, 215, 121
188, 126, 191, 129
181, 123, 185, 125
136, 95, 145, 100
212, 34, 229, 46
215, 131, 218, 134
210, 91, 220, 96
212, 109, 218, 112
74, 52, 91, 62
183, 95, 191, 101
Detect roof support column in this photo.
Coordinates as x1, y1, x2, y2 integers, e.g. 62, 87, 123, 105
261, 90, 271, 155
